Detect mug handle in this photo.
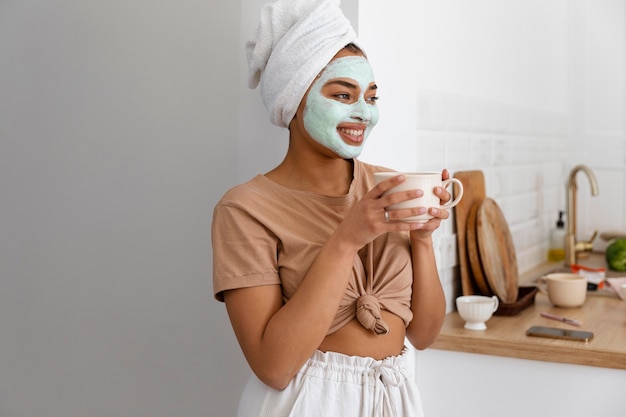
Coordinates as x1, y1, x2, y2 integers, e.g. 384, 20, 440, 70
440, 178, 464, 209
491, 295, 499, 312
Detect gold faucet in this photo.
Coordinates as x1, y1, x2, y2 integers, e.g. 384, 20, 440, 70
564, 164, 599, 266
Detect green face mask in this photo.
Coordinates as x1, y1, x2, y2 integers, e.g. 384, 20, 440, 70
304, 56, 379, 159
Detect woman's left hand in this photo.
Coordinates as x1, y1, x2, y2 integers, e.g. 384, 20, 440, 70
409, 168, 451, 239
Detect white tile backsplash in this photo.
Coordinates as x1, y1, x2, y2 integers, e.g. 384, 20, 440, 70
444, 95, 472, 131
445, 133, 472, 169
416, 132, 446, 170
416, 91, 446, 130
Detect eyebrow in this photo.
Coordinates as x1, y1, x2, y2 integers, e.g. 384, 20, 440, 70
327, 80, 358, 89
326, 80, 378, 91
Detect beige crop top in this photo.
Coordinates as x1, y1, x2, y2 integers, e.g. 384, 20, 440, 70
212, 159, 414, 335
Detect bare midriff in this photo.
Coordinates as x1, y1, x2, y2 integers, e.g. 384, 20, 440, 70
317, 311, 406, 360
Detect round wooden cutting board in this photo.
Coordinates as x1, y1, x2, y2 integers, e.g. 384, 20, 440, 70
466, 202, 493, 295
453, 170, 487, 295
475, 198, 519, 303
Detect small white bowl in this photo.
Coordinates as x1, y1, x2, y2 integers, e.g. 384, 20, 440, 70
456, 295, 499, 330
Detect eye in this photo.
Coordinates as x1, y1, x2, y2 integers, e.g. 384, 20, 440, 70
366, 96, 379, 104
333, 93, 351, 100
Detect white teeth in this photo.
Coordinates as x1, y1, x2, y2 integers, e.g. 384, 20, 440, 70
339, 128, 364, 137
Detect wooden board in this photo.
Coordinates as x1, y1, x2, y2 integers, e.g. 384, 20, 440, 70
476, 198, 519, 303
466, 202, 493, 295
453, 171, 487, 295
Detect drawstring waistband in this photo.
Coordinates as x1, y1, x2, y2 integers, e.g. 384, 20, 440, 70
303, 349, 410, 417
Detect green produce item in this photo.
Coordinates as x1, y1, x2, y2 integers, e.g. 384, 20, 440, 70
606, 238, 626, 271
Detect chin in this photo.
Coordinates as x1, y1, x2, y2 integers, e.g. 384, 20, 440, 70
335, 149, 362, 159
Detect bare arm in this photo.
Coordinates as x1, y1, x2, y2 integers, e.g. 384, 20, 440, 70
405, 234, 446, 349
224, 232, 358, 390
404, 169, 450, 349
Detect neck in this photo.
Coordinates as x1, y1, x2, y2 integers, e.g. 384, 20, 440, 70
266, 147, 355, 196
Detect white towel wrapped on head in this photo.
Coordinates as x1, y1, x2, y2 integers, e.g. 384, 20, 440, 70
246, 0, 361, 128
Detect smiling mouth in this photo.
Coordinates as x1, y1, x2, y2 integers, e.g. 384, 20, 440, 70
338, 127, 365, 144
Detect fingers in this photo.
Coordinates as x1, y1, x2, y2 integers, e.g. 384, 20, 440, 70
434, 185, 451, 205
372, 175, 423, 211
428, 207, 449, 221
384, 206, 427, 223
384, 188, 422, 207
385, 206, 449, 226
372, 174, 405, 198
407, 209, 449, 236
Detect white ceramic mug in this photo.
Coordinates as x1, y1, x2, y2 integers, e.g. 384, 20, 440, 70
538, 273, 587, 308
456, 295, 499, 330
374, 172, 464, 222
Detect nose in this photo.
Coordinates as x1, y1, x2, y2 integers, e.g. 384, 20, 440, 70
350, 97, 371, 122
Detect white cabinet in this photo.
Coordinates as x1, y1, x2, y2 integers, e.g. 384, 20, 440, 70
415, 349, 625, 417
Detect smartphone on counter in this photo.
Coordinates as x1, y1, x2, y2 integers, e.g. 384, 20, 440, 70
526, 325, 594, 342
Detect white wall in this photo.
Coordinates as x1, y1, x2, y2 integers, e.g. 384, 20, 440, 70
569, 0, 626, 251
1, 0, 247, 416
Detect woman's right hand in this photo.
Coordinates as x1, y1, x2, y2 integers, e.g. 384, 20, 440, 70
334, 174, 429, 250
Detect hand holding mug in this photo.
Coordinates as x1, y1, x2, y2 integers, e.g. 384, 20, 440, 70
374, 171, 463, 223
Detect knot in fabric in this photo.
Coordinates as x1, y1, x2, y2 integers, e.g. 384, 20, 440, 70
356, 294, 390, 335
374, 364, 405, 387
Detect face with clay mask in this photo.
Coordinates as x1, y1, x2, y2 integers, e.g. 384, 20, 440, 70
303, 55, 379, 159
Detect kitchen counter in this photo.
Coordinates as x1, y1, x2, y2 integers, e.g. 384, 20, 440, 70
431, 256, 626, 370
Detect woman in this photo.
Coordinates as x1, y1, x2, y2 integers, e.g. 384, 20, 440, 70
212, 0, 448, 415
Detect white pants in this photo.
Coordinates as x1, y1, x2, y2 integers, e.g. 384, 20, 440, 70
236, 348, 424, 417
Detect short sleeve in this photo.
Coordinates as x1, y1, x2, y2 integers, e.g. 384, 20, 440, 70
212, 201, 281, 302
